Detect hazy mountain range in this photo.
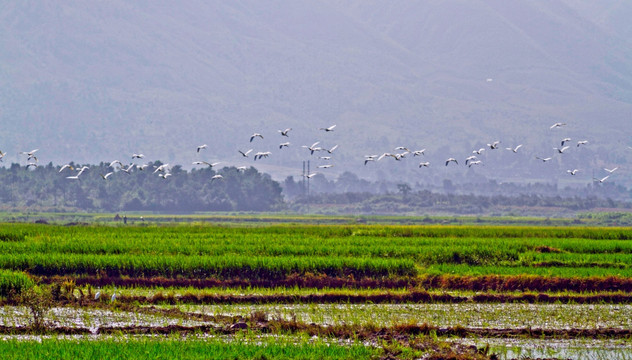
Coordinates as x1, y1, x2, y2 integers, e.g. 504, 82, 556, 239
1, 1, 631, 188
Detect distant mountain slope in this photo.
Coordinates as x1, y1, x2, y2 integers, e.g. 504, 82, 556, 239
1, 1, 631, 187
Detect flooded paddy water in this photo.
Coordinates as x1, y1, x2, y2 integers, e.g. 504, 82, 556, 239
2, 303, 632, 358
171, 303, 632, 330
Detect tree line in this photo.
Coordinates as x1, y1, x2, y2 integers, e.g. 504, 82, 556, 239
0, 162, 283, 212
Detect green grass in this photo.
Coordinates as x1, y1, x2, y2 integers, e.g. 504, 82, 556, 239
0, 337, 380, 360
0, 270, 34, 297
0, 223, 631, 279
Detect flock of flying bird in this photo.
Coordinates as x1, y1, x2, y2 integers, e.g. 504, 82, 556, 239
6, 124, 342, 183
233, 124, 339, 179
5, 121, 630, 186
361, 121, 627, 185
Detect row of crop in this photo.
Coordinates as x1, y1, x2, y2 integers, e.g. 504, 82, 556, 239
0, 240, 526, 266
349, 225, 632, 240
0, 270, 34, 297
0, 253, 417, 279
519, 251, 632, 268
0, 338, 379, 360
7, 237, 632, 268
3, 223, 632, 241
427, 264, 632, 278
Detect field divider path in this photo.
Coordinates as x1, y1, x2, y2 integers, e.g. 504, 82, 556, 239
2, 319, 632, 340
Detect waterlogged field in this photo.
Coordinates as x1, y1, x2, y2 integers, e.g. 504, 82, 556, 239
1, 221, 632, 359
171, 303, 632, 330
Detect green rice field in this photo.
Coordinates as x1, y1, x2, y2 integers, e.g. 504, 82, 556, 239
1, 218, 632, 359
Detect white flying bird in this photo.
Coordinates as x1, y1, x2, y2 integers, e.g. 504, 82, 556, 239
604, 167, 618, 173
66, 167, 88, 180
153, 164, 169, 173
132, 153, 144, 159
325, 144, 338, 154
465, 156, 478, 165
250, 133, 264, 142
473, 148, 485, 155
303, 172, 318, 178
278, 128, 292, 137
158, 172, 172, 179
536, 156, 552, 162
193, 161, 221, 168
20, 149, 39, 158
211, 174, 224, 181
120, 164, 134, 174
318, 164, 334, 169
100, 172, 114, 180
59, 164, 75, 173
412, 149, 426, 156
197, 144, 208, 153
279, 142, 290, 149
550, 122, 567, 129
506, 144, 523, 153
554, 146, 570, 154
320, 125, 336, 132
254, 151, 271, 160
302, 142, 321, 155
487, 141, 501, 150
419, 162, 430, 168
593, 175, 610, 183
468, 160, 482, 167
109, 160, 122, 168
445, 158, 458, 166
567, 169, 580, 175
576, 140, 589, 147
238, 149, 253, 157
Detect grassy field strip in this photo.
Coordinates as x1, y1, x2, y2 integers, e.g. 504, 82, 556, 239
0, 307, 212, 330
0, 333, 370, 347
170, 303, 632, 330
0, 336, 380, 360
4, 212, 628, 226
2, 224, 632, 280
454, 338, 632, 360
428, 264, 632, 277
0, 253, 416, 278
109, 286, 631, 298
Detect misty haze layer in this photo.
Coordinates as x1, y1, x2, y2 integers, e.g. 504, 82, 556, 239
1, 1, 631, 189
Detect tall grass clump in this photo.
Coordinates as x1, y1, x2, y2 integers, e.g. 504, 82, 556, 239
0, 270, 35, 297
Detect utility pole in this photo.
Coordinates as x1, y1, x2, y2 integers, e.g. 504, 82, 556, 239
302, 161, 306, 195
307, 160, 311, 214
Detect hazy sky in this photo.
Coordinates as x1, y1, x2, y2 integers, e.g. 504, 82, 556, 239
1, 1, 631, 187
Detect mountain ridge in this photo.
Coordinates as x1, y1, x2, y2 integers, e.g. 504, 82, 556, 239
1, 1, 631, 187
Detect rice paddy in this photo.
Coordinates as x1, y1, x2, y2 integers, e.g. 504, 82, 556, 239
1, 218, 632, 359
